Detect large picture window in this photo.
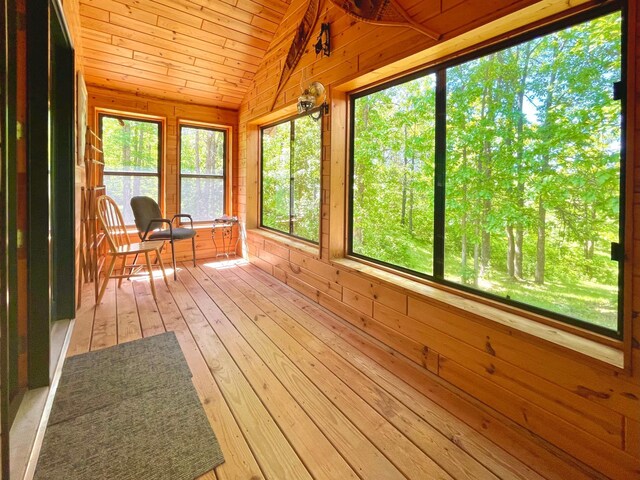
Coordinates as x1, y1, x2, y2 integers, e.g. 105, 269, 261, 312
352, 74, 437, 273
350, 8, 623, 336
261, 113, 322, 243
180, 125, 226, 221
100, 113, 161, 225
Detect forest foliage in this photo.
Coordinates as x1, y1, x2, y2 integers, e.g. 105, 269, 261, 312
180, 126, 225, 221
262, 114, 321, 243
102, 115, 160, 225
351, 12, 621, 331
102, 117, 226, 224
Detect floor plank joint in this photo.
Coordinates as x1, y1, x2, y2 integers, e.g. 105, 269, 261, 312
63, 258, 604, 480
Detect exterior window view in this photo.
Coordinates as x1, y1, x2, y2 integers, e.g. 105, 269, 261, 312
261, 113, 322, 243
180, 125, 226, 222
351, 11, 622, 334
100, 114, 161, 225
5, 2, 639, 480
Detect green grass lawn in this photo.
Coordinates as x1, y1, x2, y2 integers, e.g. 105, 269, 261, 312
473, 274, 617, 330
357, 234, 618, 332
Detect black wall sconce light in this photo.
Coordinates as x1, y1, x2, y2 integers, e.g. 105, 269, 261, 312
314, 23, 330, 57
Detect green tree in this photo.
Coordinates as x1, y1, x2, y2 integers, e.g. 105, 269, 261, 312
351, 11, 622, 329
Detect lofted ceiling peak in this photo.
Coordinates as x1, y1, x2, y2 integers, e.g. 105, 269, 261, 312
78, 0, 293, 109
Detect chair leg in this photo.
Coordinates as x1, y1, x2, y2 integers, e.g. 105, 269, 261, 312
118, 254, 127, 288
156, 248, 169, 286
93, 253, 99, 303
144, 251, 158, 300
97, 255, 117, 305
171, 240, 177, 280
192, 236, 196, 267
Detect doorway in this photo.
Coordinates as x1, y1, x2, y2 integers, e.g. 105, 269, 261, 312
26, 0, 75, 390
2, 0, 76, 475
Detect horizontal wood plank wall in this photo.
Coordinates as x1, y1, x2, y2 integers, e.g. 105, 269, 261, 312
107, 225, 243, 265
236, 0, 640, 478
85, 86, 239, 263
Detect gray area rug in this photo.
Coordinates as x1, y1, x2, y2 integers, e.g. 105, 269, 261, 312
34, 332, 224, 480
48, 333, 193, 425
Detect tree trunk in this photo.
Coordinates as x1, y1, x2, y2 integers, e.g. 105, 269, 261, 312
473, 217, 481, 287
356, 97, 370, 243
515, 229, 523, 278
478, 66, 494, 276
134, 123, 143, 197
506, 225, 515, 278
585, 207, 595, 259
473, 239, 479, 288
535, 55, 557, 285
535, 199, 546, 284
408, 150, 415, 235
408, 187, 414, 234
481, 217, 491, 275
481, 150, 492, 275
205, 132, 216, 172
584, 240, 594, 259
461, 225, 468, 283
362, 100, 370, 129
354, 157, 365, 246
122, 122, 131, 208
194, 129, 201, 173
514, 44, 531, 280
205, 131, 216, 214
461, 147, 468, 283
194, 129, 201, 214
401, 125, 408, 225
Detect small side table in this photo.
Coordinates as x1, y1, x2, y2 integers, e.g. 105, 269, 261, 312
212, 216, 239, 257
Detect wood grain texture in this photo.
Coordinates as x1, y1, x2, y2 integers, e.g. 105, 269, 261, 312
86, 86, 237, 226
77, 0, 292, 108
271, 0, 320, 109
233, 1, 640, 478
244, 227, 639, 478
58, 0, 640, 478
68, 258, 604, 480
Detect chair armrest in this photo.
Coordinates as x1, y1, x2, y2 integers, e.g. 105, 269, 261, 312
172, 214, 194, 229
142, 218, 172, 241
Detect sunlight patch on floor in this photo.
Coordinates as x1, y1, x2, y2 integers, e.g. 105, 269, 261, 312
203, 258, 249, 270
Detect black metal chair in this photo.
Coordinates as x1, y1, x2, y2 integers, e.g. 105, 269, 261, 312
130, 196, 196, 280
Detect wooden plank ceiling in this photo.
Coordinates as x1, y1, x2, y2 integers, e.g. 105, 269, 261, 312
78, 0, 292, 109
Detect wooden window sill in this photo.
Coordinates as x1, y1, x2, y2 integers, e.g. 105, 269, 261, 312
249, 228, 320, 257
332, 257, 625, 372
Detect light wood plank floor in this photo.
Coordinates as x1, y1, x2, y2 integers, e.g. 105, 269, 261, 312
68, 258, 602, 480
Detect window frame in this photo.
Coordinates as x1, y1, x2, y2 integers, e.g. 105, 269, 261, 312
347, 3, 626, 339
98, 111, 163, 223
259, 108, 323, 245
178, 122, 228, 223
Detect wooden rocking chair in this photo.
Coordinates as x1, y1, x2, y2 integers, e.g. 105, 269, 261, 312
96, 195, 168, 304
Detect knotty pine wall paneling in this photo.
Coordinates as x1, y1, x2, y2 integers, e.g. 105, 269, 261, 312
86, 86, 239, 263
236, 0, 640, 478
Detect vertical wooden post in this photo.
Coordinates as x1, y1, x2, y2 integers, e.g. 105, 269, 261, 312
329, 89, 346, 260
